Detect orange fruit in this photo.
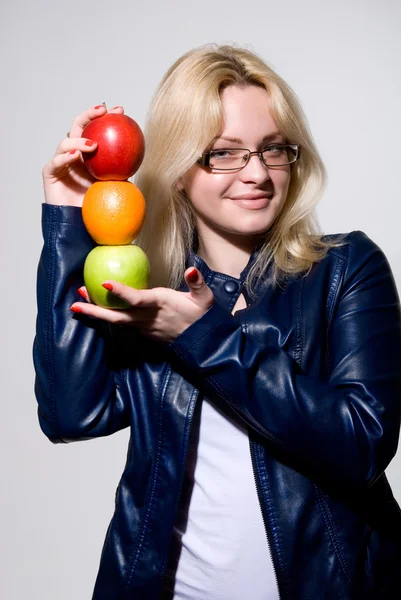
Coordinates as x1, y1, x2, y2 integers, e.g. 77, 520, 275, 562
82, 181, 146, 245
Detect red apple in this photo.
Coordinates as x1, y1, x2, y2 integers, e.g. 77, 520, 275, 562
82, 114, 145, 181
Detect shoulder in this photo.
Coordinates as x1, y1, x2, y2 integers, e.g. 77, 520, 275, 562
322, 230, 381, 255
319, 230, 397, 295
321, 230, 389, 268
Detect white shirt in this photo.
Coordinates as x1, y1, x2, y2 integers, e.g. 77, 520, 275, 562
162, 396, 280, 600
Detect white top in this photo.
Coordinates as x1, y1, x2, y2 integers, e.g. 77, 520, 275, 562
162, 396, 280, 600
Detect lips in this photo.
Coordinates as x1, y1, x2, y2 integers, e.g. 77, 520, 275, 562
231, 194, 273, 200
231, 195, 273, 210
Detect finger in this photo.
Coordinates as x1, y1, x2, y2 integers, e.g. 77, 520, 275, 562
69, 103, 124, 139
42, 148, 83, 178
70, 302, 126, 324
54, 136, 98, 157
68, 103, 107, 138
108, 105, 124, 114
44, 137, 100, 178
77, 286, 90, 301
70, 302, 149, 326
101, 281, 163, 308
184, 268, 215, 305
55, 105, 124, 154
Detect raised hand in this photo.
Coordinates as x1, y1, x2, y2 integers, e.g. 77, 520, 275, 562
42, 104, 124, 207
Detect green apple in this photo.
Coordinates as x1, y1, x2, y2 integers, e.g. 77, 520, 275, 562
83, 245, 150, 309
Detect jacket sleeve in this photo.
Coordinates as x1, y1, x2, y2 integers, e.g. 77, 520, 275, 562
165, 231, 401, 491
32, 204, 131, 443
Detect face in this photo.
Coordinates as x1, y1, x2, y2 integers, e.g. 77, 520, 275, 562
177, 85, 292, 249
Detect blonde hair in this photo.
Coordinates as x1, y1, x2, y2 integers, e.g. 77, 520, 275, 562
134, 43, 345, 298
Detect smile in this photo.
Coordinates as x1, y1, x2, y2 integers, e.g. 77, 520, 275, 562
231, 195, 273, 209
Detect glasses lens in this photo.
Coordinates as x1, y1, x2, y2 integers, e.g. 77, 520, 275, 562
262, 144, 297, 166
208, 149, 249, 170
208, 145, 298, 170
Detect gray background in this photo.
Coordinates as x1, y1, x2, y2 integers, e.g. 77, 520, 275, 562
1, 0, 400, 598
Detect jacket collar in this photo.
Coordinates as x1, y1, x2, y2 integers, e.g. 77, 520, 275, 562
185, 243, 262, 285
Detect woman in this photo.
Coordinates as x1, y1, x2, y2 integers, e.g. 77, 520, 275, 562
34, 44, 401, 599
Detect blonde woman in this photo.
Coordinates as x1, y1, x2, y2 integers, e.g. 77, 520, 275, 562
35, 44, 401, 599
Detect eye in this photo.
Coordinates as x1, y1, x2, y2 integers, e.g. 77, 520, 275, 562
210, 149, 238, 159
263, 144, 284, 153
212, 150, 228, 157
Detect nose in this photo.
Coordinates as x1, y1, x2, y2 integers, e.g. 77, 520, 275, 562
239, 152, 270, 182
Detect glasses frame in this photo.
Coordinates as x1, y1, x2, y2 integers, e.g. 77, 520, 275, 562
196, 143, 301, 171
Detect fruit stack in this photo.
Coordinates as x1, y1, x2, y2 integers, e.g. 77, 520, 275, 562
81, 113, 150, 309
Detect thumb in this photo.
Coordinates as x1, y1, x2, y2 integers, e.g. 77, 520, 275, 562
185, 267, 213, 303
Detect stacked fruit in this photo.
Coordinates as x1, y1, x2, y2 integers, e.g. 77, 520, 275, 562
80, 113, 150, 309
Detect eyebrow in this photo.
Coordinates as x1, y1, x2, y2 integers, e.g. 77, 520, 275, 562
213, 132, 284, 144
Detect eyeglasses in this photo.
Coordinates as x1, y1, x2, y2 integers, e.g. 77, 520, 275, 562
197, 143, 300, 171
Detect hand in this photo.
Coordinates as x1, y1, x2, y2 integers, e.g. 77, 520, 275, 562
71, 268, 215, 343
42, 103, 124, 207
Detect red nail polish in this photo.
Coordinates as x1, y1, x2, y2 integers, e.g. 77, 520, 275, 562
70, 305, 83, 313
102, 283, 113, 291
111, 106, 122, 110
187, 268, 198, 282
84, 139, 95, 146
69, 150, 77, 154
94, 105, 104, 109
77, 288, 87, 299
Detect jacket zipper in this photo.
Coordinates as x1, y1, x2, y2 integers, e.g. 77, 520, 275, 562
249, 436, 285, 600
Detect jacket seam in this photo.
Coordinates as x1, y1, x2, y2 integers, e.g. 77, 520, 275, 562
241, 285, 250, 334
318, 236, 353, 583
324, 249, 348, 374
42, 216, 85, 227
327, 251, 348, 324
182, 316, 228, 353
160, 385, 200, 578
294, 277, 304, 365
314, 484, 352, 583
123, 364, 172, 593
171, 344, 200, 377
252, 440, 291, 599
329, 248, 348, 261
45, 213, 58, 434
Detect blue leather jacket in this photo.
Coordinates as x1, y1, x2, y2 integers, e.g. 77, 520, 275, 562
33, 204, 401, 599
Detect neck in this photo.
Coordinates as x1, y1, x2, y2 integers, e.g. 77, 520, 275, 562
195, 227, 261, 279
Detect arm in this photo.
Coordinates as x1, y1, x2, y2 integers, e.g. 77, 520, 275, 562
166, 232, 401, 491
32, 204, 130, 443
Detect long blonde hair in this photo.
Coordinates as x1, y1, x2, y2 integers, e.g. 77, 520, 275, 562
134, 43, 344, 298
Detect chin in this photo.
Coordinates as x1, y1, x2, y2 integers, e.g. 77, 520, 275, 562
235, 212, 278, 233
221, 221, 273, 238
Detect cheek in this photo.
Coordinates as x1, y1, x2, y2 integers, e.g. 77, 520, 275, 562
271, 168, 291, 191
186, 172, 233, 206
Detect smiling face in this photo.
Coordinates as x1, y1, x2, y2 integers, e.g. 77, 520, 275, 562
177, 85, 292, 250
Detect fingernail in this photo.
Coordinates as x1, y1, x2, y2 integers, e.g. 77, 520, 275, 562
78, 287, 87, 299
111, 105, 123, 110
94, 104, 104, 109
187, 268, 198, 282
84, 139, 96, 146
70, 305, 83, 313
102, 283, 113, 291
69, 150, 77, 155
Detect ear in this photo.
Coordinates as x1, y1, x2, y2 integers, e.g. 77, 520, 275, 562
175, 177, 185, 192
